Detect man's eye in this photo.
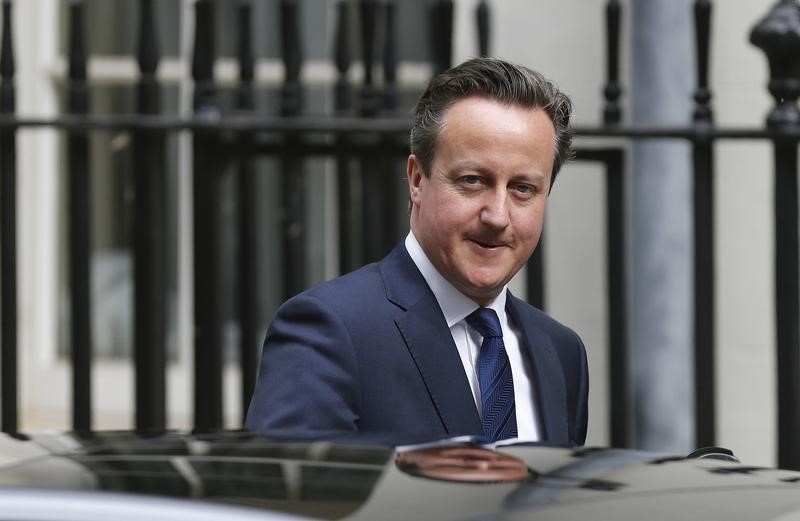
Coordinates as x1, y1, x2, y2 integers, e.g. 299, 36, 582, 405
514, 184, 533, 194
463, 175, 481, 185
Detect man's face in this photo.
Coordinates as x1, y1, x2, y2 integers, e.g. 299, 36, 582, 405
408, 96, 555, 305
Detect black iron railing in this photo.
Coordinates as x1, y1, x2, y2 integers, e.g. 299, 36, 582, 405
66, 0, 92, 434
0, 0, 15, 438
0, 0, 798, 469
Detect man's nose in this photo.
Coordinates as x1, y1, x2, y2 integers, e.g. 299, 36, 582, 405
480, 190, 511, 229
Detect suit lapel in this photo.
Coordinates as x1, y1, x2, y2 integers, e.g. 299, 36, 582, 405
380, 244, 482, 436
507, 295, 569, 442
395, 297, 483, 436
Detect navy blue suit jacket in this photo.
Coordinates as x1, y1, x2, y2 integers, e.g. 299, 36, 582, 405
245, 242, 589, 445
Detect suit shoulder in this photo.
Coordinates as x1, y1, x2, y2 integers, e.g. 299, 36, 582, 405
282, 262, 385, 312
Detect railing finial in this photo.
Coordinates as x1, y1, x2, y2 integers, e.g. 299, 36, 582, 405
692, 0, 713, 123
383, 0, 398, 112
359, 0, 380, 117
476, 1, 490, 57
431, 0, 453, 74
191, 0, 218, 116
0, 0, 14, 85
280, 0, 303, 117
750, 0, 800, 127
603, 0, 622, 125
334, 0, 352, 113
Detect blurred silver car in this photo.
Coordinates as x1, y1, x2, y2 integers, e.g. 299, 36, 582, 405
0, 430, 797, 521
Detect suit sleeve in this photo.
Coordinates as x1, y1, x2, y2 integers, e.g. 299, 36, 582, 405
552, 324, 589, 446
571, 331, 589, 446
244, 293, 362, 433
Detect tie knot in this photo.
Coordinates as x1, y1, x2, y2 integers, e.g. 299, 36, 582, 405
466, 308, 502, 339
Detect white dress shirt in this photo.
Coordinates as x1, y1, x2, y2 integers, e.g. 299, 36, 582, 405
404, 232, 541, 441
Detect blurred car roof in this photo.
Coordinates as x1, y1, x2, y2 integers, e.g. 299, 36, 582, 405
0, 430, 798, 521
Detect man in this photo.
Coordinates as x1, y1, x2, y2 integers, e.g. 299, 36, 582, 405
245, 57, 588, 446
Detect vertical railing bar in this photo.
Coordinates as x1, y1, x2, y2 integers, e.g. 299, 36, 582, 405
380, 0, 400, 251
476, 1, 490, 57
605, 150, 629, 448
382, 1, 397, 114
692, 141, 715, 447
692, 1, 713, 123
572, 148, 628, 447
358, 0, 379, 118
526, 237, 545, 310
774, 140, 800, 470
335, 0, 356, 274
279, 0, 306, 299
358, 0, 386, 263
192, 0, 223, 433
236, 0, 258, 423
431, 0, 453, 74
516, 0, 548, 313
133, 0, 166, 434
0, 0, 17, 435
603, 0, 622, 125
692, 0, 715, 449
750, 0, 800, 470
67, 0, 92, 434
601, 0, 628, 447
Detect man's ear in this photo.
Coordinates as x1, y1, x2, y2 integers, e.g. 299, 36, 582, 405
407, 154, 424, 205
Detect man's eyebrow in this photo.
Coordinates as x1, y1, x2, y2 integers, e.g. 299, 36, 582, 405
514, 171, 548, 184
450, 160, 488, 173
452, 162, 546, 181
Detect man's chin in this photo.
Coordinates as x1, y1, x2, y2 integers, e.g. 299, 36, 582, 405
459, 280, 507, 305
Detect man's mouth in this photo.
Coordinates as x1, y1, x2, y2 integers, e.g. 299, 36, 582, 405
471, 238, 507, 249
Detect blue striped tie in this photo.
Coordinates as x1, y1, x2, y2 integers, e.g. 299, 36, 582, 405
466, 307, 518, 442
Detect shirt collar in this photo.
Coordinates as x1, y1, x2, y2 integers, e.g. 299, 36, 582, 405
405, 232, 508, 328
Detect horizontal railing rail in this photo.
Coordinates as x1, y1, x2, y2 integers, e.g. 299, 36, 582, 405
1, 116, 799, 141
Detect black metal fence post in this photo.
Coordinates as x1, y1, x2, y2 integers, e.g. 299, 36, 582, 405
358, 0, 379, 119
382, 1, 397, 114
604, 0, 622, 125
236, 0, 258, 422
692, 0, 716, 450
604, 150, 628, 448
192, 0, 223, 433
431, 0, 453, 74
335, 0, 356, 274
476, 1, 490, 57
751, 0, 800, 470
133, 0, 167, 434
601, 0, 629, 449
525, 0, 552, 311
279, 0, 306, 299
67, 0, 92, 434
526, 27, 545, 319
380, 0, 402, 246
526, 239, 545, 310
0, 0, 16, 434
358, 0, 388, 264
772, 137, 800, 469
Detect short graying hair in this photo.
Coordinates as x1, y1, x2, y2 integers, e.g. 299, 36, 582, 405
410, 57, 574, 186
